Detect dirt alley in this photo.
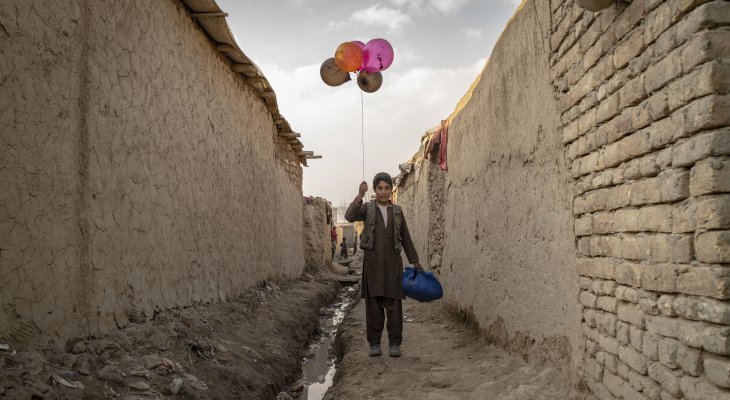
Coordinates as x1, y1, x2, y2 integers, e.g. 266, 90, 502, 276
327, 253, 585, 400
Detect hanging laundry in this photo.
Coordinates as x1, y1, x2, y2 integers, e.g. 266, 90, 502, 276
422, 119, 449, 170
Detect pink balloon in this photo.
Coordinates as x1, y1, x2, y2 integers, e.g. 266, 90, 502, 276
362, 38, 394, 73
351, 41, 367, 70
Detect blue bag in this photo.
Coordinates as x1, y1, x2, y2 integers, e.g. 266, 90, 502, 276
402, 266, 443, 302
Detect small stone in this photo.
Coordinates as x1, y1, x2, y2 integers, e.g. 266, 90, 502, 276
678, 320, 730, 355
673, 295, 730, 325
648, 362, 682, 397
128, 381, 150, 391
97, 365, 125, 384
616, 286, 639, 303
659, 338, 679, 369
629, 325, 644, 351
643, 332, 660, 361
704, 354, 730, 389
677, 344, 703, 377
619, 345, 648, 374
581, 291, 599, 308
640, 297, 660, 316
71, 341, 87, 354
77, 361, 91, 376
142, 354, 165, 369
617, 321, 630, 345
619, 303, 646, 328
657, 295, 676, 316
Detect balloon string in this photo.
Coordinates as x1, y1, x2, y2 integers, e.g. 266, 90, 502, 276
360, 88, 365, 185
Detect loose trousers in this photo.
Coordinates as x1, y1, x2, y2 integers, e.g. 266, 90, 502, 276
365, 296, 403, 345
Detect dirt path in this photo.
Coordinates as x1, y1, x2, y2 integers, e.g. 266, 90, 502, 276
326, 285, 584, 399
0, 276, 339, 400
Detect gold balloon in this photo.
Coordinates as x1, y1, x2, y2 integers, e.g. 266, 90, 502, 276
357, 71, 383, 93
334, 42, 363, 73
320, 58, 350, 87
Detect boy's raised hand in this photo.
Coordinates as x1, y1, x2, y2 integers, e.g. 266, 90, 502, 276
358, 181, 368, 199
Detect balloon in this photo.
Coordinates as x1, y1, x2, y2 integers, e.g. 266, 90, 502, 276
351, 40, 367, 70
351, 40, 366, 51
334, 42, 363, 73
362, 38, 394, 73
357, 70, 383, 93
320, 58, 350, 86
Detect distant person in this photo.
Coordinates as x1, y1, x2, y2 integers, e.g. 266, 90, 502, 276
330, 226, 337, 259
340, 237, 348, 259
345, 172, 422, 358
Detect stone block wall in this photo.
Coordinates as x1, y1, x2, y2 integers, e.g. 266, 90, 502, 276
551, 0, 730, 398
0, 0, 304, 343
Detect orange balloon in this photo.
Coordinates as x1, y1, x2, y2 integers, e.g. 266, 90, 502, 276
334, 42, 363, 73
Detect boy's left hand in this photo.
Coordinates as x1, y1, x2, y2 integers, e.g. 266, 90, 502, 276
413, 261, 424, 271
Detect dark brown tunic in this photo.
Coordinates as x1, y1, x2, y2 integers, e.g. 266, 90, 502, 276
345, 201, 419, 299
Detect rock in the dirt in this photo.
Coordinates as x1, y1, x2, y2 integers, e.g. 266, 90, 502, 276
0, 343, 9, 351
127, 380, 151, 391
183, 372, 208, 390
97, 364, 125, 384
77, 361, 91, 376
57, 369, 80, 380
277, 392, 293, 400
50, 374, 84, 390
142, 354, 165, 369
130, 368, 152, 379
166, 377, 184, 395
71, 341, 87, 354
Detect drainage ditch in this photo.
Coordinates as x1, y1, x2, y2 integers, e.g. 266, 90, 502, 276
279, 282, 359, 400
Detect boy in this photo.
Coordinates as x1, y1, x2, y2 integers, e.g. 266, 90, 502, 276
345, 172, 422, 357
340, 237, 349, 258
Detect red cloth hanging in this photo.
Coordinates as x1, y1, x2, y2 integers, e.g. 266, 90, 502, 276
422, 120, 448, 170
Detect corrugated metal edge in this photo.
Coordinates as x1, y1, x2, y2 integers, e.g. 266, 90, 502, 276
180, 0, 319, 166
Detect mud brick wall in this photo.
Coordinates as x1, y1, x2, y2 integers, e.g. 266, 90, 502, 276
0, 0, 304, 343
551, 0, 730, 398
396, 0, 583, 371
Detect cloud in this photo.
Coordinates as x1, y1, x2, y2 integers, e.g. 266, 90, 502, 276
429, 0, 470, 13
389, 0, 470, 14
349, 4, 413, 32
396, 48, 424, 64
461, 28, 483, 39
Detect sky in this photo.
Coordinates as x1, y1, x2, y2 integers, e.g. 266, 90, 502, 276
218, 0, 521, 206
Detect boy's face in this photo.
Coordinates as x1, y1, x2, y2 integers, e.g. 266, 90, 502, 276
374, 181, 392, 204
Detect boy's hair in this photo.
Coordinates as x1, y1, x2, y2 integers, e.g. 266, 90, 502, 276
373, 172, 393, 188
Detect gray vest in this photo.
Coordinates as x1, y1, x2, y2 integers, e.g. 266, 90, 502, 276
359, 201, 403, 254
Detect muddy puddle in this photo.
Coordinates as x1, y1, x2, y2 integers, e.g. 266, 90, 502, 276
280, 283, 358, 400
